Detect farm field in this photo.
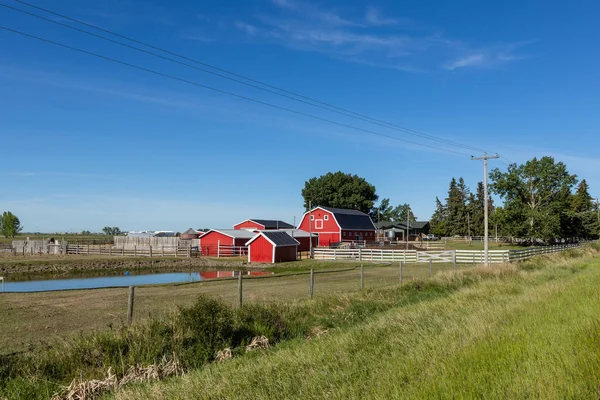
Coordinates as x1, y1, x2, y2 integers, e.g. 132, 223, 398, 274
113, 247, 600, 400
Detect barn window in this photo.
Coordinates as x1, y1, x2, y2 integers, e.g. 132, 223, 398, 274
324, 215, 329, 221
310, 215, 314, 220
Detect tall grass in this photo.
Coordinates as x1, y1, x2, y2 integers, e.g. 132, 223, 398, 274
1, 246, 598, 399
114, 247, 600, 400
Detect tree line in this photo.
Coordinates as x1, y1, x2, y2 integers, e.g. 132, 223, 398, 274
301, 171, 416, 223
431, 157, 599, 242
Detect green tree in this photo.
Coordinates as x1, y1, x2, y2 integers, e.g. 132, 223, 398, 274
446, 178, 470, 236
490, 156, 578, 241
572, 179, 594, 212
302, 171, 378, 214
430, 197, 448, 237
394, 203, 417, 223
370, 198, 394, 222
0, 211, 23, 238
102, 226, 123, 236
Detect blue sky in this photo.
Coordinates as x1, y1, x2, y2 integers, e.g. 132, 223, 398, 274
1, 0, 600, 232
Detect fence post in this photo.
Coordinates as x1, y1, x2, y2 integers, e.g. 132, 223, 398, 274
217, 241, 220, 258
359, 247, 362, 261
309, 269, 314, 299
122, 247, 125, 256
109, 246, 112, 256
134, 245, 137, 257
149, 245, 153, 258
127, 286, 135, 326
399, 261, 403, 285
429, 259, 433, 277
0, 277, 4, 293
188, 247, 191, 258
87, 244, 89, 255
333, 248, 336, 260
162, 246, 165, 257
237, 273, 243, 308
453, 251, 457, 271
360, 264, 364, 289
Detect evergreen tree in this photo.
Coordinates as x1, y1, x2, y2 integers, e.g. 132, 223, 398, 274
446, 178, 470, 236
572, 179, 594, 212
430, 197, 448, 237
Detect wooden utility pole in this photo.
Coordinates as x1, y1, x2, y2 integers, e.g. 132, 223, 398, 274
472, 153, 500, 266
405, 205, 410, 251
308, 201, 313, 256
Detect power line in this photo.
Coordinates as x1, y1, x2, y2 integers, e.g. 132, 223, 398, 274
7, 0, 492, 155
0, 24, 474, 156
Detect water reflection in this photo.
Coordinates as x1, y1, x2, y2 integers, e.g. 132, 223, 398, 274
2, 270, 272, 293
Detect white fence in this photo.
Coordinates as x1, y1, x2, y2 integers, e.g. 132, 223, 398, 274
313, 243, 584, 264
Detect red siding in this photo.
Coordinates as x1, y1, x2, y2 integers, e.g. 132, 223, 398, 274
294, 236, 318, 252
274, 245, 297, 262
234, 221, 266, 230
199, 231, 234, 256
248, 235, 274, 263
297, 209, 341, 246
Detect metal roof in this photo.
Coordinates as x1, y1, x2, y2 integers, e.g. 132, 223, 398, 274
249, 219, 295, 229
276, 229, 317, 237
261, 231, 300, 247
376, 221, 430, 230
205, 229, 257, 239
318, 207, 376, 230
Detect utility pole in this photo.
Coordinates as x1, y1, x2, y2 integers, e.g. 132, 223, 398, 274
405, 205, 410, 250
309, 200, 313, 256
472, 153, 500, 266
597, 198, 599, 223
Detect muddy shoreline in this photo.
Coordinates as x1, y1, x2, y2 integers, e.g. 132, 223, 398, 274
0, 256, 269, 279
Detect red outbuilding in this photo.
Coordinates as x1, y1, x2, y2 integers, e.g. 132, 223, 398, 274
233, 219, 295, 230
199, 229, 256, 256
297, 207, 377, 247
246, 231, 299, 264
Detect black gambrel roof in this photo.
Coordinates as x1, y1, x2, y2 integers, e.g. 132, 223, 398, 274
320, 207, 376, 230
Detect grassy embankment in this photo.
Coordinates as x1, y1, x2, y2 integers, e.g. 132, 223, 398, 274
113, 245, 600, 400
1, 245, 599, 399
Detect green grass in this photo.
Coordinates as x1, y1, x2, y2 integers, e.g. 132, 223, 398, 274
110, 246, 600, 400
2, 246, 599, 399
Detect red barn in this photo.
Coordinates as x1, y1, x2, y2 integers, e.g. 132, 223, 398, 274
246, 231, 299, 263
199, 229, 256, 256
297, 207, 377, 247
233, 219, 295, 230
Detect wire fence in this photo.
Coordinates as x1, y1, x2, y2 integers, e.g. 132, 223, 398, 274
0, 240, 591, 356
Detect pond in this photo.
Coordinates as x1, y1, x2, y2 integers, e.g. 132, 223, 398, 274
1, 270, 272, 293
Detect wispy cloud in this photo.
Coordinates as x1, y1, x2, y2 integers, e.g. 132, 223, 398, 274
364, 6, 398, 26
234, 21, 257, 35
231, 1, 533, 73
271, 0, 361, 27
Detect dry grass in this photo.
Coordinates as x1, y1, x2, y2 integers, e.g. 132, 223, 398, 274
0, 262, 467, 354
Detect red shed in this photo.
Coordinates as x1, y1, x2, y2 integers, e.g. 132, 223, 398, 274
297, 207, 377, 247
246, 231, 299, 263
233, 219, 295, 230
199, 229, 255, 256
